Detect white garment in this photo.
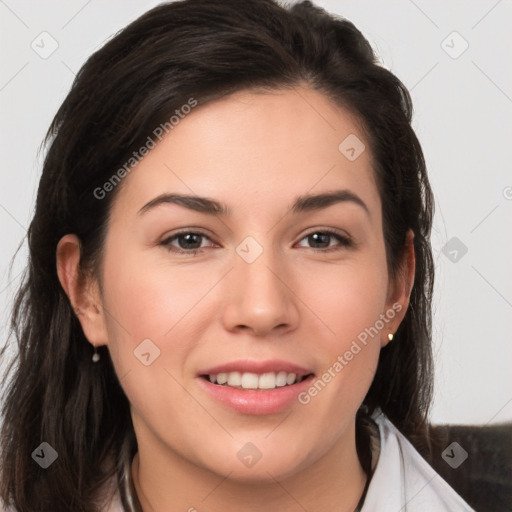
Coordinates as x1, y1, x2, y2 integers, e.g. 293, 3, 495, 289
361, 411, 474, 511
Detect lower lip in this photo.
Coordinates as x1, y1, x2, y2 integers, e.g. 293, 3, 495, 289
197, 375, 315, 415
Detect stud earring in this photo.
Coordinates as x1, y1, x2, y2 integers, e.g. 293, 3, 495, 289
92, 345, 100, 363
387, 333, 394, 341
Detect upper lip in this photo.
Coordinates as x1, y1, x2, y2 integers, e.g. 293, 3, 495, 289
198, 359, 313, 377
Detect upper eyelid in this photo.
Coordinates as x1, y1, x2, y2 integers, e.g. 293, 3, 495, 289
301, 227, 350, 239
161, 227, 213, 240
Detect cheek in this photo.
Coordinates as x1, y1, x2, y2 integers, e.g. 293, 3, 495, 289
298, 256, 389, 348
101, 239, 215, 339
99, 248, 214, 435
292, 252, 388, 415
294, 265, 386, 437
99, 239, 215, 384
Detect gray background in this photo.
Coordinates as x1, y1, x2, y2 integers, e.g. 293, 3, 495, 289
1, 0, 511, 425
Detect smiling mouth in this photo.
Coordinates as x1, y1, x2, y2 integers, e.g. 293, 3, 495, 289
201, 371, 314, 390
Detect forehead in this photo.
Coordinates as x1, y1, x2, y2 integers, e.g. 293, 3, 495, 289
110, 86, 378, 220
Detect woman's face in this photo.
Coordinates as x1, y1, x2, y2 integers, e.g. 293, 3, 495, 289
92, 86, 409, 481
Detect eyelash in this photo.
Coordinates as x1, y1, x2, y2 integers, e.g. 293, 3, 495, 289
160, 229, 353, 256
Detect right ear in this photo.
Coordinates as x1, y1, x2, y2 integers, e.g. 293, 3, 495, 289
56, 234, 109, 347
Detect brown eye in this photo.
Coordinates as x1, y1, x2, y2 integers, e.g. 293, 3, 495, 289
160, 231, 215, 255
174, 233, 203, 250
297, 230, 352, 252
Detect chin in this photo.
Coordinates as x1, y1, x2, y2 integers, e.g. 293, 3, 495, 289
195, 441, 313, 484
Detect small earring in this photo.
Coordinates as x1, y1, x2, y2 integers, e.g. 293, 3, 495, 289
387, 333, 394, 341
92, 345, 100, 363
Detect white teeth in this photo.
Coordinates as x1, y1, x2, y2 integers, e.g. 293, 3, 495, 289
216, 372, 228, 384
227, 371, 242, 386
208, 371, 306, 389
241, 373, 259, 389
258, 372, 276, 389
275, 371, 288, 387
286, 373, 297, 385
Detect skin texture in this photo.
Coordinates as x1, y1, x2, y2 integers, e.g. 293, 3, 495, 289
57, 86, 415, 511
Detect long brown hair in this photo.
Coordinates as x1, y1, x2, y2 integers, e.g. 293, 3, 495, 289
0, 0, 434, 510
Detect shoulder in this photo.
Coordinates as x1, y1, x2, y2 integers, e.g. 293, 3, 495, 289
361, 411, 475, 512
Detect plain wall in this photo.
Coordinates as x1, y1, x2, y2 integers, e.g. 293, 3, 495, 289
1, 0, 511, 425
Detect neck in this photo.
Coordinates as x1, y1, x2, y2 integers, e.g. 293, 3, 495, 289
131, 421, 368, 512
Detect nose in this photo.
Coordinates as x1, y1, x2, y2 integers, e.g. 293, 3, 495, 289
221, 246, 300, 337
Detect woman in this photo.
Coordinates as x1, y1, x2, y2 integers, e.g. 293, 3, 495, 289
0, 0, 474, 510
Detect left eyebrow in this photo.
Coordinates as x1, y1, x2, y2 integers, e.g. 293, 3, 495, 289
137, 189, 369, 218
291, 189, 370, 217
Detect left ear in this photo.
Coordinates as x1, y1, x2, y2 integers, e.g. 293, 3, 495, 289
381, 229, 415, 347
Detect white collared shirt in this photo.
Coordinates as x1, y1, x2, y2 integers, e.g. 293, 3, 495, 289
361, 411, 474, 511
